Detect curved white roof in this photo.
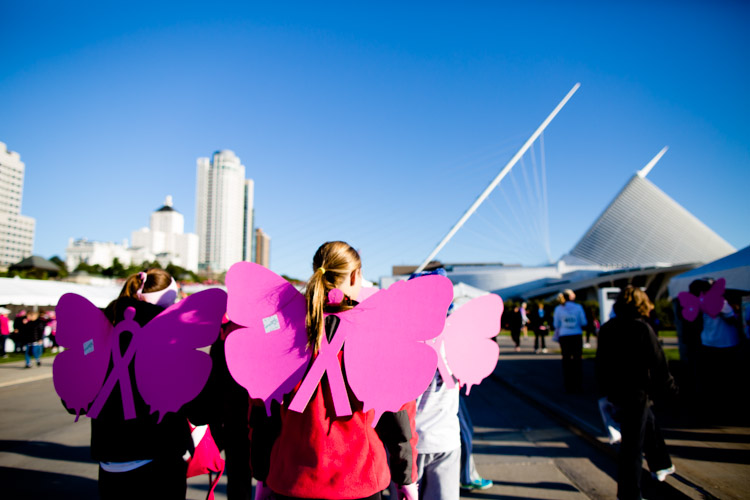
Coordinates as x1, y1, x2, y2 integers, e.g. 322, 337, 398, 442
565, 174, 735, 267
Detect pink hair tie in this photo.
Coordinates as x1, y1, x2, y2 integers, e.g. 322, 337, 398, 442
136, 272, 148, 297
327, 289, 344, 305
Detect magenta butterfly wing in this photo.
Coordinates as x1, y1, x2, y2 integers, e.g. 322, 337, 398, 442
678, 277, 726, 321
442, 294, 503, 394
700, 278, 726, 318
135, 288, 227, 421
342, 275, 453, 424
677, 292, 700, 322
224, 262, 310, 415
53, 293, 114, 419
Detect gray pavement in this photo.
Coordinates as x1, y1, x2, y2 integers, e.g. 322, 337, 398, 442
1, 338, 747, 499
491, 333, 750, 500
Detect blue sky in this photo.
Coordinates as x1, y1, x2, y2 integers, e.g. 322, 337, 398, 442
2, 1, 748, 282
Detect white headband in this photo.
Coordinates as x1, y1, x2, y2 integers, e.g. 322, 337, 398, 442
139, 277, 179, 307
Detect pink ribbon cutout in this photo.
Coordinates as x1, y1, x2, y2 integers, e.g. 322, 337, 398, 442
288, 317, 352, 416
86, 307, 141, 420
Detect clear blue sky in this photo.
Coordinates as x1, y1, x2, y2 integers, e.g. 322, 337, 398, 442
2, 1, 748, 282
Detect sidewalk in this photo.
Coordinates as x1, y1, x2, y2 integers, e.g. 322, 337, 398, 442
492, 334, 750, 500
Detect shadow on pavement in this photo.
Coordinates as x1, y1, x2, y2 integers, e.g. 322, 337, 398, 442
0, 439, 93, 463
0, 466, 98, 499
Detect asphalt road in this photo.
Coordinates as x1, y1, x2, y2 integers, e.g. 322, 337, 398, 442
0, 356, 681, 500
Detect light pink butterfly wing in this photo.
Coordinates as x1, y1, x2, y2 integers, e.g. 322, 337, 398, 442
53, 293, 114, 418
343, 275, 453, 424
135, 288, 227, 420
224, 262, 310, 415
443, 294, 503, 394
701, 277, 726, 318
356, 286, 380, 302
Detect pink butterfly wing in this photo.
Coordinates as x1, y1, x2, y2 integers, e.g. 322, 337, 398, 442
356, 286, 380, 302
343, 275, 453, 424
224, 262, 310, 415
701, 277, 726, 318
443, 294, 503, 394
53, 293, 114, 418
135, 288, 227, 420
677, 292, 699, 322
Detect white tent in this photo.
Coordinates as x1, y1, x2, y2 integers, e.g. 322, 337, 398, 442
0, 277, 121, 308
667, 245, 750, 297
452, 282, 492, 309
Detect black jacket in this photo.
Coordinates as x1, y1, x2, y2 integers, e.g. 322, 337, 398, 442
595, 316, 677, 407
86, 297, 217, 462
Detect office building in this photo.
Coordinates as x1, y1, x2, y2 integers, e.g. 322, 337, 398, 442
0, 142, 36, 268
65, 238, 132, 270
196, 150, 254, 273
254, 227, 271, 268
131, 196, 199, 271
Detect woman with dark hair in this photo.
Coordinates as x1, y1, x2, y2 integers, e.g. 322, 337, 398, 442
596, 286, 678, 500
88, 269, 209, 500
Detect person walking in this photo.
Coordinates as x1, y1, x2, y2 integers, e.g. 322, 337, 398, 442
0, 308, 10, 358
249, 241, 420, 500
508, 305, 523, 352
553, 290, 587, 392
21, 311, 45, 368
69, 269, 214, 500
596, 286, 677, 500
527, 302, 549, 354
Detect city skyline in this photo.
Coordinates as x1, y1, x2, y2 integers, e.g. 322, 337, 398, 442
2, 2, 748, 282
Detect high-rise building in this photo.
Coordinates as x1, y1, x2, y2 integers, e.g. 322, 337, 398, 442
243, 179, 255, 262
196, 150, 254, 273
254, 227, 271, 268
0, 142, 36, 268
131, 196, 199, 271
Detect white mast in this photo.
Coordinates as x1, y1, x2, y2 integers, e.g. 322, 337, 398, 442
414, 83, 581, 274
637, 146, 668, 178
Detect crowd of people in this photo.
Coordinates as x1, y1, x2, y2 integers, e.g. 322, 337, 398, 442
10, 241, 745, 500
0, 307, 58, 366
48, 242, 498, 500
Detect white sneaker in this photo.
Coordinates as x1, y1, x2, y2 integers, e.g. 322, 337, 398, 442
542, 348, 548, 353
653, 465, 675, 482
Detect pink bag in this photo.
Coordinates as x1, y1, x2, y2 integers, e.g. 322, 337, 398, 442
186, 423, 225, 500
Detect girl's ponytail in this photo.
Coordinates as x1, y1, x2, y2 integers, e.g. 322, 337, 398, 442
305, 268, 328, 354
304, 241, 361, 355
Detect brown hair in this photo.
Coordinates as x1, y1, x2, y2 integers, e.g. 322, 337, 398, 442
118, 269, 173, 299
304, 241, 361, 354
613, 285, 653, 319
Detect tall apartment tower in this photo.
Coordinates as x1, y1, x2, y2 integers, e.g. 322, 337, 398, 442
0, 142, 36, 267
196, 150, 254, 273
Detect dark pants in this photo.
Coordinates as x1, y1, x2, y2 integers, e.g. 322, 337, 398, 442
98, 456, 188, 500
510, 329, 521, 348
0, 335, 7, 356
534, 332, 546, 350
616, 397, 672, 500
559, 335, 582, 392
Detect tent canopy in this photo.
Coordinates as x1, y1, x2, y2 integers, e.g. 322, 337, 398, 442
10, 255, 61, 272
0, 277, 121, 308
667, 245, 750, 297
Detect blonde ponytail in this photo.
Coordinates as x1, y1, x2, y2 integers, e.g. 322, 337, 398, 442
304, 241, 361, 354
